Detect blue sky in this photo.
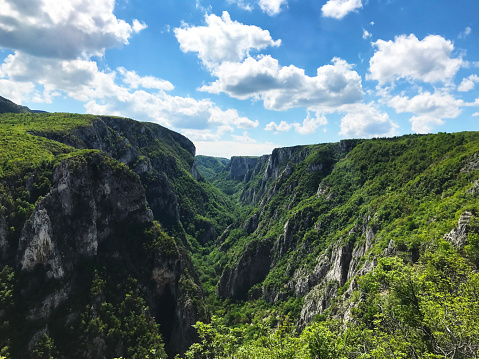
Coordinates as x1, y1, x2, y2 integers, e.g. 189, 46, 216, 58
0, 0, 478, 158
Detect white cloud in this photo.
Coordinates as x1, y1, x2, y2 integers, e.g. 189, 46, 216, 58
322, 0, 363, 20
458, 74, 479, 92
388, 91, 463, 133
200, 56, 363, 111
194, 139, 277, 158
388, 91, 463, 119
459, 26, 472, 39
265, 120, 293, 133
118, 68, 174, 91
0, 51, 256, 135
259, 0, 288, 16
231, 131, 257, 142
0, 0, 146, 59
293, 113, 328, 134
473, 112, 479, 117
265, 113, 327, 135
339, 104, 398, 138
181, 126, 234, 141
174, 11, 281, 66
363, 29, 372, 40
0, 78, 36, 104
368, 34, 464, 85
226, 0, 253, 11
409, 116, 444, 134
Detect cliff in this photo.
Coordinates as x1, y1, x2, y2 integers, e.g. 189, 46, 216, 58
209, 133, 479, 331
0, 112, 211, 358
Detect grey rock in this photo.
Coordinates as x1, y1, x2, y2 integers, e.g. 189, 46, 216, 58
444, 211, 473, 249
217, 239, 272, 300
227, 157, 259, 181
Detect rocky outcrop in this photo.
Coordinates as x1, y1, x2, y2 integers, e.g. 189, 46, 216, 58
217, 239, 272, 300
11, 151, 204, 357
30, 116, 197, 229
17, 152, 152, 278
226, 157, 260, 181
263, 146, 311, 183
444, 211, 473, 249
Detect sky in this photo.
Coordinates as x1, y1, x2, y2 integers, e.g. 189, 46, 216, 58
0, 0, 478, 158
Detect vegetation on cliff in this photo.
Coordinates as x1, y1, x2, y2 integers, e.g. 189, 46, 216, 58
1, 103, 479, 358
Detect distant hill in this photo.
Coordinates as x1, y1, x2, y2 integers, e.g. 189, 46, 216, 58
0, 95, 47, 114
194, 155, 229, 181
0, 95, 32, 114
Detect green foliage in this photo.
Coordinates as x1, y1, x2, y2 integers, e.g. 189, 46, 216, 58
0, 266, 14, 309
31, 334, 59, 359
81, 277, 167, 359
194, 156, 229, 182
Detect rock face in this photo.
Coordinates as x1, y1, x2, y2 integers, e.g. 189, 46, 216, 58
32, 117, 195, 228
226, 157, 260, 181
444, 211, 473, 248
217, 239, 272, 300
17, 152, 152, 279
1, 118, 207, 357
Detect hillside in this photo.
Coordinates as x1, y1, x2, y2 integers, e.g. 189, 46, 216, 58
194, 156, 229, 182
191, 133, 479, 358
0, 111, 235, 358
1, 98, 479, 358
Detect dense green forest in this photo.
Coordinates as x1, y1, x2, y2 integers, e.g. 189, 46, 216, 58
1, 106, 479, 358
186, 133, 479, 359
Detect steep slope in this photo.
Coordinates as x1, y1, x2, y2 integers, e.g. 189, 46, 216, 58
198, 134, 479, 327
0, 111, 236, 358
194, 156, 229, 182
0, 95, 31, 114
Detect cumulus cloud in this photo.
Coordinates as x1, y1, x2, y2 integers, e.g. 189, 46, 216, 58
0, 0, 146, 59
231, 131, 257, 143
0, 52, 256, 134
200, 56, 363, 111
368, 34, 464, 85
388, 91, 463, 119
259, 0, 288, 15
458, 74, 479, 92
265, 113, 327, 135
174, 12, 281, 66
388, 91, 463, 133
118, 68, 174, 91
339, 104, 398, 138
409, 116, 444, 134
322, 0, 363, 20
363, 29, 372, 40
265, 120, 293, 133
293, 113, 328, 134
0, 78, 36, 104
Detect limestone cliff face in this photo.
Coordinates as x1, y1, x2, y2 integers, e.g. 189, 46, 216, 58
4, 151, 205, 357
17, 152, 152, 278
31, 116, 228, 247
31, 117, 194, 227
217, 239, 272, 300
217, 142, 355, 305
226, 157, 260, 181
